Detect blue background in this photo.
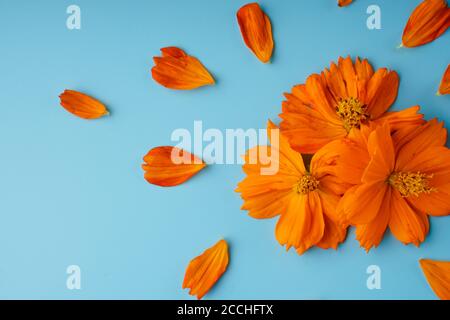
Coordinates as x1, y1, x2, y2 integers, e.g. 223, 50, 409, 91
0, 0, 449, 299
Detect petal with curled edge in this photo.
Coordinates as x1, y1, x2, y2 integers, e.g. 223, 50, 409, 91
151, 47, 215, 90
183, 239, 229, 300
142, 146, 206, 187
237, 3, 274, 63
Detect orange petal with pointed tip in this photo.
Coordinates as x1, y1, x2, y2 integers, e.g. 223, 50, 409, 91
401, 0, 450, 48
151, 47, 215, 90
237, 3, 274, 63
59, 90, 109, 119
338, 0, 353, 7
438, 64, 450, 95
142, 146, 206, 187
420, 259, 450, 300
183, 239, 229, 300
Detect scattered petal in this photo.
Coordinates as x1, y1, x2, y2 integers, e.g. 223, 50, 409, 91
151, 47, 215, 90
142, 146, 206, 187
338, 0, 353, 7
237, 3, 274, 63
420, 259, 450, 300
183, 239, 229, 300
401, 0, 450, 48
438, 64, 450, 95
59, 90, 109, 119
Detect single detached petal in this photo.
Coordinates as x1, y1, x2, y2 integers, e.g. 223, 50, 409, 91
420, 259, 450, 300
142, 146, 206, 187
401, 0, 450, 48
237, 3, 274, 63
338, 0, 353, 7
183, 239, 229, 300
151, 47, 215, 90
59, 90, 109, 119
438, 64, 450, 95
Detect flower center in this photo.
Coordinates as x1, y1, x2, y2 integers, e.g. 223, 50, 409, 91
388, 172, 435, 197
295, 174, 319, 194
336, 97, 369, 132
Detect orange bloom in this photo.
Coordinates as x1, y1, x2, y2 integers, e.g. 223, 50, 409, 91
142, 146, 206, 187
151, 47, 215, 90
183, 239, 229, 300
237, 3, 274, 63
334, 120, 450, 251
236, 121, 347, 255
279, 56, 424, 154
438, 64, 450, 95
338, 0, 353, 7
401, 0, 450, 48
59, 90, 109, 119
420, 259, 450, 300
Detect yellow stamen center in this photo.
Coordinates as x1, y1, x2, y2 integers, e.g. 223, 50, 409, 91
296, 174, 319, 194
336, 97, 369, 132
388, 172, 435, 197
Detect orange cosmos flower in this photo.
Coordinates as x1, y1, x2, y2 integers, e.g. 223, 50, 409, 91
279, 56, 424, 154
236, 121, 347, 255
438, 64, 450, 95
401, 0, 450, 48
142, 146, 206, 187
420, 259, 450, 300
151, 47, 215, 90
183, 239, 229, 300
338, 0, 353, 7
59, 90, 109, 119
335, 120, 450, 251
237, 3, 274, 63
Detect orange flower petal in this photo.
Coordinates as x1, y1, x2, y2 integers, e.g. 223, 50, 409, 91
182, 239, 229, 300
395, 118, 447, 170
275, 193, 324, 254
362, 123, 395, 183
151, 47, 215, 90
236, 146, 294, 219
420, 259, 450, 300
366, 71, 399, 118
388, 190, 429, 246
338, 0, 353, 7
355, 187, 392, 252
316, 214, 347, 250
338, 182, 388, 225
237, 3, 274, 63
401, 0, 450, 48
375, 105, 425, 132
59, 90, 109, 119
438, 64, 450, 95
141, 146, 206, 187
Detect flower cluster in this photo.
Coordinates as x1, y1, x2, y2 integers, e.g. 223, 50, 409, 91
236, 56, 450, 254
